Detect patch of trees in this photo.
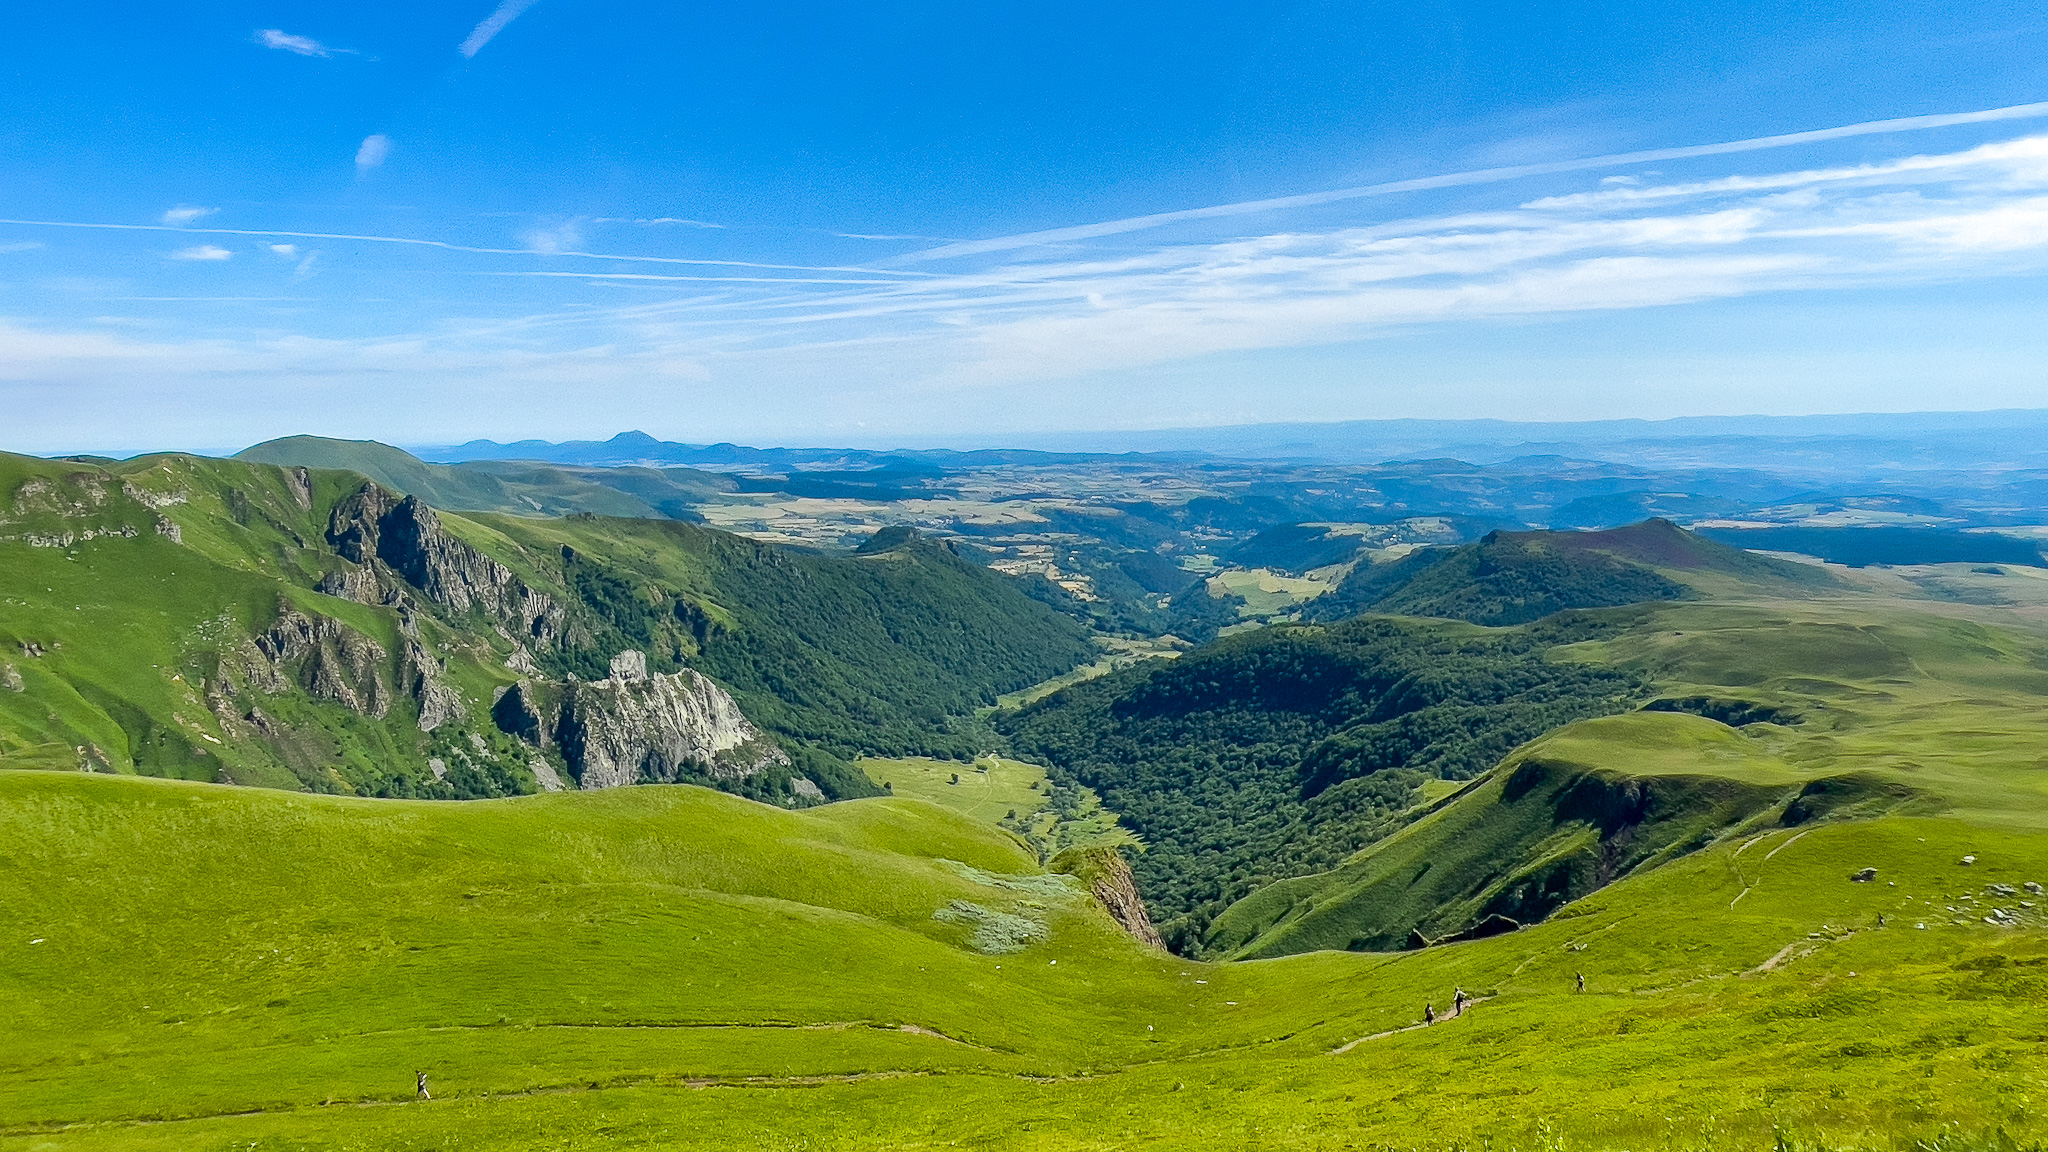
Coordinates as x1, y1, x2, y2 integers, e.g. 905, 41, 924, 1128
1306, 532, 1689, 626
997, 613, 1646, 954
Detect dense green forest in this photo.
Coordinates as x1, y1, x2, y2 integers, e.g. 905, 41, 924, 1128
1307, 532, 1688, 625
997, 613, 1647, 953
480, 519, 1097, 761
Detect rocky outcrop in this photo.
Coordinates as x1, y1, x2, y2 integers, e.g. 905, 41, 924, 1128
286, 467, 313, 511
1052, 845, 1165, 949
397, 636, 465, 732
493, 651, 788, 789
256, 608, 392, 719
324, 483, 563, 646
241, 603, 464, 731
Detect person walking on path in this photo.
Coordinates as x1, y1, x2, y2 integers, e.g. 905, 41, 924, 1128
1453, 988, 1468, 1016
1423, 1003, 1435, 1025
1576, 972, 1585, 993
416, 1071, 431, 1101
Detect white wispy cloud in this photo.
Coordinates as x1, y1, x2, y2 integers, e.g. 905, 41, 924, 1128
168, 245, 233, 261
900, 98, 2048, 262
161, 206, 215, 227
521, 219, 585, 254
459, 0, 541, 58
256, 29, 335, 56
591, 217, 727, 229
355, 135, 391, 171
16, 111, 2048, 417
0, 241, 43, 254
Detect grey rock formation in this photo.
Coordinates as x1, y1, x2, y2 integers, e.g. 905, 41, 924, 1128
0, 662, 22, 693
529, 757, 567, 792
286, 467, 313, 511
396, 636, 464, 732
493, 651, 788, 789
257, 608, 391, 718
325, 483, 562, 646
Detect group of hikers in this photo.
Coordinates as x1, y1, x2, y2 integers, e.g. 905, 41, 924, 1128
1420, 987, 1473, 1026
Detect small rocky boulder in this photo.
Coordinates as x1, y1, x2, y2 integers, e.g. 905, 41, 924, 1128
1850, 867, 1878, 883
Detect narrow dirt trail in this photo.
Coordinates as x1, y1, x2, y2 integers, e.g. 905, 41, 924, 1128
1328, 997, 1496, 1055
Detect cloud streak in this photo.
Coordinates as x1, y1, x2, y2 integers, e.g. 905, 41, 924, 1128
902, 99, 2048, 262
459, 0, 541, 57
14, 113, 2048, 418
256, 29, 335, 56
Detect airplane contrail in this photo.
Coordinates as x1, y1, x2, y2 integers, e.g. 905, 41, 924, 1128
0, 218, 935, 277
900, 99, 2048, 262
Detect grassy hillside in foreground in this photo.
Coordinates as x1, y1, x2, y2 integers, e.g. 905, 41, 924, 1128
8, 768, 2048, 1149
1208, 596, 2048, 960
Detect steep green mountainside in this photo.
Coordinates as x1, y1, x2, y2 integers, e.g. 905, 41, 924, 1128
1209, 597, 2048, 960
997, 614, 1647, 951
1308, 518, 1837, 625
0, 452, 1088, 802
236, 435, 735, 520
8, 768, 2048, 1149
457, 516, 1095, 756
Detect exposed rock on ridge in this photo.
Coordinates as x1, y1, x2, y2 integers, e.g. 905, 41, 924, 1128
1053, 845, 1165, 949
493, 650, 788, 789
324, 484, 563, 646
256, 607, 392, 719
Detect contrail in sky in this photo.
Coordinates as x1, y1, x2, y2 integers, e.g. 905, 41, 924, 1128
459, 0, 541, 58
901, 99, 2048, 262
0, 218, 935, 277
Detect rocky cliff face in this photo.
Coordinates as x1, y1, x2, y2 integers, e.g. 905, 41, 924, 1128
324, 483, 563, 647
493, 650, 788, 789
238, 603, 465, 732
1053, 846, 1165, 949
255, 607, 393, 719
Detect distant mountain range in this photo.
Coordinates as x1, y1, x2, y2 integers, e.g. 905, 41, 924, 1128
412, 409, 2048, 475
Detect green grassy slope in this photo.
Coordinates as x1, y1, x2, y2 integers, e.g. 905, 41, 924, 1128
1308, 519, 1837, 625
0, 451, 1091, 798
7, 769, 2048, 1150
1209, 595, 2048, 961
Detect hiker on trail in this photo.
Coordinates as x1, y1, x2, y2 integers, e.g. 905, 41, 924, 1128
1877, 913, 1887, 928
1576, 972, 1585, 993
1453, 988, 1468, 1016
1423, 1003, 1435, 1025
417, 1071, 431, 1101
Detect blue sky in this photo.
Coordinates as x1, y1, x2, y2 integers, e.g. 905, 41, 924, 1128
3, 1, 2047, 452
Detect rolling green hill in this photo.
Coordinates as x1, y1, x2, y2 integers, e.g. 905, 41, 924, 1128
1308, 518, 1838, 625
1207, 596, 2048, 960
7, 763, 2048, 1150
0, 451, 1090, 803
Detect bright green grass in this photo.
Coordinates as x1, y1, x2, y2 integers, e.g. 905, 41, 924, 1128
992, 638, 1181, 710
6, 770, 2048, 1149
860, 754, 1133, 856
